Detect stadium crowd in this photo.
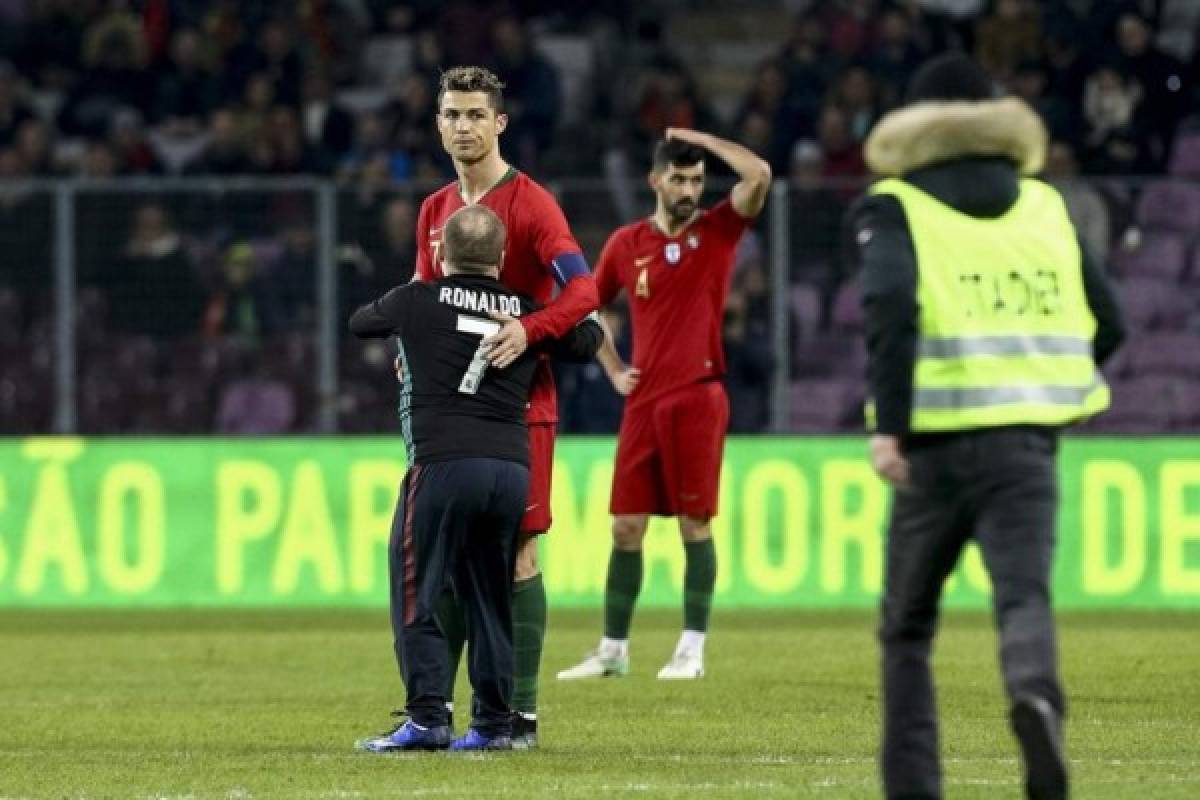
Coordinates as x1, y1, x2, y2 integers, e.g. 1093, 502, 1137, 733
1, 0, 1199, 434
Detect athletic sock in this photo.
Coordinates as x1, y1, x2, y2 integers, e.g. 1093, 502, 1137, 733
435, 589, 466, 704
600, 636, 629, 657
603, 548, 643, 640
683, 538, 717, 633
512, 574, 547, 715
678, 629, 706, 656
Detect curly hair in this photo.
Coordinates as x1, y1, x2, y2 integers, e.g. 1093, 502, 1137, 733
437, 66, 506, 111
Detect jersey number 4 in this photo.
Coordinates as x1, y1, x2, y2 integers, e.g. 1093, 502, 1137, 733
456, 314, 501, 395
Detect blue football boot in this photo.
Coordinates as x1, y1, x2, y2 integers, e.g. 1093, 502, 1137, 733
448, 727, 513, 751
356, 715, 452, 752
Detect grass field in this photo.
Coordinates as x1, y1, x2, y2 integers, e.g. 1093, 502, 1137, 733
1, 609, 1197, 799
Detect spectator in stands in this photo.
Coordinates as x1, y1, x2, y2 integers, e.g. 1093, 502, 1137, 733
262, 106, 319, 174
341, 111, 413, 181
829, 64, 881, 141
339, 196, 416, 327
153, 27, 220, 134
107, 203, 207, 340
14, 117, 54, 175
630, 54, 717, 168
825, 0, 883, 59
12, 0, 88, 92
737, 111, 774, 167
412, 28, 447, 91
1043, 140, 1111, 264
78, 140, 119, 178
236, 72, 278, 150
258, 209, 318, 333
0, 146, 51, 300
815, 105, 867, 183
301, 69, 355, 169
225, 17, 303, 108
1081, 64, 1149, 174
58, 12, 151, 137
490, 15, 561, 170
736, 60, 802, 173
209, 241, 269, 340
779, 12, 838, 128
109, 109, 164, 175
186, 108, 251, 174
385, 72, 447, 177
1041, 24, 1089, 111
868, 8, 928, 108
215, 343, 297, 434
0, 62, 36, 147
1010, 59, 1079, 143
722, 285, 772, 433
974, 0, 1041, 82
1114, 12, 1188, 163
788, 139, 844, 316
367, 197, 417, 286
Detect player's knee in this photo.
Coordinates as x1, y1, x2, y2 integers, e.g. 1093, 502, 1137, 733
513, 534, 539, 581
611, 515, 648, 550
679, 515, 712, 543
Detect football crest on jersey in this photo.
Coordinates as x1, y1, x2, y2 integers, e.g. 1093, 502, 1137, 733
664, 242, 681, 264
687, 233, 699, 249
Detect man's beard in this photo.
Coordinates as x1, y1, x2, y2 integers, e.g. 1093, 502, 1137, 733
668, 199, 696, 224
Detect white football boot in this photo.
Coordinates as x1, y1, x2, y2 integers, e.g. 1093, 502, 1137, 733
656, 646, 704, 680
556, 640, 630, 680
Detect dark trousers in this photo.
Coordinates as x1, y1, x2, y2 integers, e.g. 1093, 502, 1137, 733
388, 458, 529, 737
880, 429, 1064, 800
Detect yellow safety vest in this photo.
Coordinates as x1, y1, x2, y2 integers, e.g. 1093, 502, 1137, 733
867, 177, 1109, 432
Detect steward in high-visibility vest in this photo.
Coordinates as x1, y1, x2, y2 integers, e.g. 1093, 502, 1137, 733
867, 176, 1110, 432
848, 53, 1125, 800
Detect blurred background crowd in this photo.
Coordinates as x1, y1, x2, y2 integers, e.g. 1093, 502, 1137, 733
1, 0, 1199, 435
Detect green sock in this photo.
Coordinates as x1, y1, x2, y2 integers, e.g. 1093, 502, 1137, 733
604, 548, 643, 640
512, 574, 546, 715
683, 539, 717, 632
435, 589, 466, 705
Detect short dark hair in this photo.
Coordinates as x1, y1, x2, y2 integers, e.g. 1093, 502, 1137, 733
438, 66, 506, 111
442, 205, 506, 273
652, 138, 705, 171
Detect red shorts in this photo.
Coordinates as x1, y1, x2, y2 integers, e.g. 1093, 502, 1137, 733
611, 381, 729, 519
521, 422, 555, 533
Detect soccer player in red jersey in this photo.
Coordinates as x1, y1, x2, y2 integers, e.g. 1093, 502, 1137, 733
410, 66, 598, 746
557, 129, 770, 681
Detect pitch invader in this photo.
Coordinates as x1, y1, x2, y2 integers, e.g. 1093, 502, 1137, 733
558, 129, 770, 681
411, 66, 599, 746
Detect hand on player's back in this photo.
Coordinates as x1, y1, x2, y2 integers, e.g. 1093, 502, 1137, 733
484, 312, 529, 369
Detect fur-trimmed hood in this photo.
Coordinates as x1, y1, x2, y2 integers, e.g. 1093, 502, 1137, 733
864, 97, 1047, 177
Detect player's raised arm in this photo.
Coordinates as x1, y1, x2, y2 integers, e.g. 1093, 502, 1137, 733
666, 127, 772, 219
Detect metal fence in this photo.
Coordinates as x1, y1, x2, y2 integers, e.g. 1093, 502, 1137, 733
0, 175, 1196, 435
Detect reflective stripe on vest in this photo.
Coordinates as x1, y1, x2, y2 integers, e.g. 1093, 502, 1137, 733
918, 334, 1092, 359
868, 177, 1109, 432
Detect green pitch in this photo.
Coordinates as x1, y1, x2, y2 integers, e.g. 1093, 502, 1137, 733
1, 609, 1197, 799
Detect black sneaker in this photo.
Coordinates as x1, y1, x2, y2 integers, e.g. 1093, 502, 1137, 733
511, 712, 537, 750
1010, 695, 1068, 800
